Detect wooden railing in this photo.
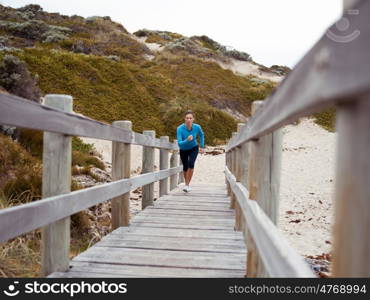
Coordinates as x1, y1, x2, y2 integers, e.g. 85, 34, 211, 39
225, 0, 370, 277
0, 93, 184, 276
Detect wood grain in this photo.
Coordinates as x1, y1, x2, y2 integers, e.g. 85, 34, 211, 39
47, 185, 247, 277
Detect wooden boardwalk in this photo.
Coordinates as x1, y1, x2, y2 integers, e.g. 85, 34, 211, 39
48, 184, 247, 278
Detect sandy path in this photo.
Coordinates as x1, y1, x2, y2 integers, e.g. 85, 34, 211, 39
80, 117, 336, 257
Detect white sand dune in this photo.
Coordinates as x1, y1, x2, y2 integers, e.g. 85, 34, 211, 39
131, 34, 283, 82
210, 57, 283, 83
81, 117, 336, 257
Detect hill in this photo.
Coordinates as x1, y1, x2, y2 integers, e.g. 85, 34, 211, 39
0, 3, 283, 144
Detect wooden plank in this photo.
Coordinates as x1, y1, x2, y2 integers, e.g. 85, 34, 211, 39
142, 130, 155, 209
0, 166, 182, 243
41, 94, 72, 276
148, 205, 233, 213
147, 203, 234, 214
142, 207, 234, 217
131, 218, 234, 227
70, 246, 246, 270
129, 222, 233, 231
131, 214, 234, 222
154, 202, 230, 208
169, 140, 179, 190
48, 261, 246, 278
111, 120, 132, 228
245, 101, 283, 277
160, 192, 228, 197
234, 123, 244, 231
164, 188, 227, 193
94, 237, 246, 254
156, 196, 230, 202
159, 136, 169, 196
155, 200, 230, 206
100, 232, 245, 247
230, 134, 237, 209
225, 166, 315, 277
226, 0, 370, 151
332, 96, 370, 277
137, 213, 234, 221
156, 198, 230, 204
110, 227, 244, 241
0, 93, 177, 150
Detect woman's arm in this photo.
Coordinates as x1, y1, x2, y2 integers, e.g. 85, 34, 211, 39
177, 127, 188, 147
198, 125, 205, 148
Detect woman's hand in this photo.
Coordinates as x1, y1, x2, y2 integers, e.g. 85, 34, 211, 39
199, 147, 205, 154
187, 135, 193, 141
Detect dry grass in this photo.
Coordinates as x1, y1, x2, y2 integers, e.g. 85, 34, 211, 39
0, 190, 110, 277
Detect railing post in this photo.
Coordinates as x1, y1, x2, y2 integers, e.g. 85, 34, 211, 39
225, 150, 231, 196
142, 130, 155, 209
332, 98, 370, 277
170, 139, 179, 190
41, 94, 72, 276
246, 101, 261, 277
159, 136, 169, 196
234, 123, 244, 231
230, 132, 238, 209
178, 158, 184, 184
246, 100, 282, 277
111, 120, 132, 228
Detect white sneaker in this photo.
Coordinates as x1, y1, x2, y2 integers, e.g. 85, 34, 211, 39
183, 185, 189, 192
187, 185, 191, 192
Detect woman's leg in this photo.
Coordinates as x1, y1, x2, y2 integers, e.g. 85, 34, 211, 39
187, 146, 199, 185
179, 149, 189, 185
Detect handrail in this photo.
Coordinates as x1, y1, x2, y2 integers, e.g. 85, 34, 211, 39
226, 0, 369, 152
224, 0, 370, 278
0, 93, 178, 150
225, 166, 315, 277
0, 92, 182, 276
0, 166, 182, 243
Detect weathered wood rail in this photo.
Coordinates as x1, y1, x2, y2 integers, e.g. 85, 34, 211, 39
0, 93, 185, 276
225, 0, 370, 277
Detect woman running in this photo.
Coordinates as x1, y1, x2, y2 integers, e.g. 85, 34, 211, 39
176, 110, 205, 192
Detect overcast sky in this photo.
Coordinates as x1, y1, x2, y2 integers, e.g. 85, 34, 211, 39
1, 0, 343, 67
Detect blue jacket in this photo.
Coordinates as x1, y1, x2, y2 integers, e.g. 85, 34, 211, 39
176, 123, 205, 150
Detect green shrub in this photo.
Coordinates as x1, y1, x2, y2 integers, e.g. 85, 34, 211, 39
72, 151, 105, 170
0, 133, 42, 203
313, 106, 336, 132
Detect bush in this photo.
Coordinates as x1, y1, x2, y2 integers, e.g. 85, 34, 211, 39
0, 54, 41, 101
18, 4, 43, 13
72, 151, 105, 170
0, 133, 42, 203
0, 20, 71, 42
191, 35, 252, 61
43, 32, 68, 43
0, 20, 49, 40
313, 106, 336, 132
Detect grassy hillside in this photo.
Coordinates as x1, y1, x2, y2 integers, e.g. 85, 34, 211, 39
0, 3, 280, 145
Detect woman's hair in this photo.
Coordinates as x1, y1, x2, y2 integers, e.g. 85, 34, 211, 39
184, 110, 194, 118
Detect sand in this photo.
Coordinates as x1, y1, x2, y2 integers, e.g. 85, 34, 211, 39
80, 116, 336, 257
209, 57, 283, 83
131, 35, 164, 52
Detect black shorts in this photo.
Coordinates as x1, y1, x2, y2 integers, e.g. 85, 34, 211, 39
179, 145, 199, 171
